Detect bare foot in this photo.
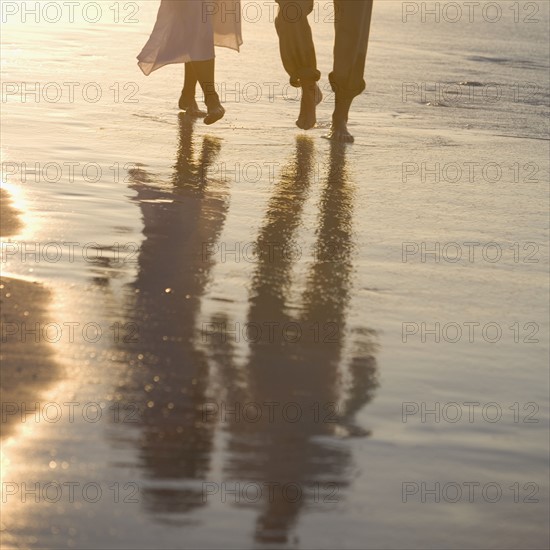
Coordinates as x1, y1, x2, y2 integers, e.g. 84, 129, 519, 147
186, 104, 207, 118
178, 94, 207, 118
204, 104, 225, 125
296, 82, 322, 130
324, 120, 354, 143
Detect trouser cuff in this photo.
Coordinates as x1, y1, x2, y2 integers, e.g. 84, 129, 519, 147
329, 72, 366, 98
289, 68, 321, 88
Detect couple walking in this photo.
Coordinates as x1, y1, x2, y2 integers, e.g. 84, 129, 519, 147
138, 0, 374, 142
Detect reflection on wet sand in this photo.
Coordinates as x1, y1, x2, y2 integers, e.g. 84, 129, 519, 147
116, 119, 378, 540
212, 137, 379, 544
118, 114, 229, 520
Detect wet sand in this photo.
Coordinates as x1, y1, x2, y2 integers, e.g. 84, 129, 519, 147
0, 191, 60, 441
0, 1, 549, 549
0, 190, 21, 238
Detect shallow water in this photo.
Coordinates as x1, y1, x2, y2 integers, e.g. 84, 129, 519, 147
1, 1, 549, 548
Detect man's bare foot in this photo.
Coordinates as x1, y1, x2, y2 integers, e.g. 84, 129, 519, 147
325, 94, 355, 142
324, 120, 354, 143
204, 103, 225, 125
178, 94, 207, 117
296, 82, 322, 130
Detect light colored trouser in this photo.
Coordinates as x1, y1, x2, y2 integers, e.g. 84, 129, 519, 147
275, 0, 374, 98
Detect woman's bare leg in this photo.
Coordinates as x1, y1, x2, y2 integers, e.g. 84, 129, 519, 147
189, 59, 225, 125
179, 63, 207, 117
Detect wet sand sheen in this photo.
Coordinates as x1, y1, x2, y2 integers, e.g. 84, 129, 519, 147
0, 190, 61, 441
0, 1, 548, 548
114, 120, 379, 541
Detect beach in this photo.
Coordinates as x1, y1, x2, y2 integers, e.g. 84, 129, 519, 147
1, 1, 549, 548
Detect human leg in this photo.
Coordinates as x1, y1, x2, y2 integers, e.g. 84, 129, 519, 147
327, 0, 374, 142
179, 63, 207, 117
275, 0, 322, 129
189, 59, 225, 125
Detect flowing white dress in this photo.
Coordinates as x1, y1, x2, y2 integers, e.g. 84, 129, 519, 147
138, 0, 242, 76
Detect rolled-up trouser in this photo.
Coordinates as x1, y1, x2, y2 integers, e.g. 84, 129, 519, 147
275, 0, 374, 99
275, 0, 320, 87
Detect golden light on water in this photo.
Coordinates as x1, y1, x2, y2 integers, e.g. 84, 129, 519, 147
1, 0, 549, 547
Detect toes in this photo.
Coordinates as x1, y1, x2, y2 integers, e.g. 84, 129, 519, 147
324, 130, 354, 143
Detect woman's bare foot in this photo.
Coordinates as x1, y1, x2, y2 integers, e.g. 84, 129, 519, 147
204, 99, 225, 125
178, 94, 207, 117
296, 82, 323, 130
186, 104, 207, 118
